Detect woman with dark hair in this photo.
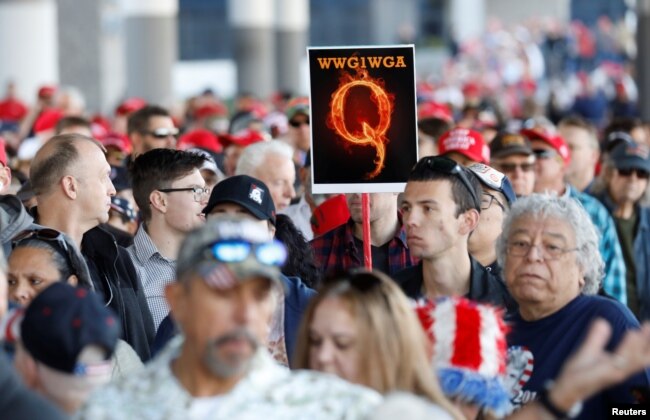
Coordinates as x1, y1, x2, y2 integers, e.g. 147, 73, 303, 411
7, 228, 93, 306
275, 214, 321, 288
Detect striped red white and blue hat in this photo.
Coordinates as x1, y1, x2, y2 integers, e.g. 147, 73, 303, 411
415, 296, 512, 417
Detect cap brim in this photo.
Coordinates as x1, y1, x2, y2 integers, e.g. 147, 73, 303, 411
199, 261, 284, 291
615, 158, 650, 173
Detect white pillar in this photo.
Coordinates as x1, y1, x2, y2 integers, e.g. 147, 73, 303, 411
0, 0, 58, 102
449, 0, 485, 43
228, 0, 275, 98
275, 0, 309, 95
121, 0, 178, 107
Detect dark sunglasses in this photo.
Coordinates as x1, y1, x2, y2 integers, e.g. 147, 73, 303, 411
413, 156, 481, 210
141, 127, 179, 139
289, 118, 310, 128
532, 149, 557, 159
617, 168, 650, 179
206, 239, 287, 267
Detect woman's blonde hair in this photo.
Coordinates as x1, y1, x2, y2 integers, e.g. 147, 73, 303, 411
293, 269, 459, 417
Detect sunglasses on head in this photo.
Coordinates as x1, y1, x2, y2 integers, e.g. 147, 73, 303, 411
12, 228, 79, 279
206, 239, 287, 267
142, 127, 179, 139
617, 168, 650, 179
323, 270, 383, 293
289, 118, 310, 128
414, 156, 481, 210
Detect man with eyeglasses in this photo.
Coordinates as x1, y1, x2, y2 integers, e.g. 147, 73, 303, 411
524, 127, 628, 307
154, 175, 315, 366
591, 141, 650, 320
467, 163, 517, 277
126, 105, 178, 160
498, 194, 650, 417
78, 217, 382, 418
489, 131, 536, 197
29, 133, 155, 362
127, 148, 208, 331
394, 156, 517, 314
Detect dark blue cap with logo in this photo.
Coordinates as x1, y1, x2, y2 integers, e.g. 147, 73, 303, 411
20, 283, 119, 375
203, 175, 276, 225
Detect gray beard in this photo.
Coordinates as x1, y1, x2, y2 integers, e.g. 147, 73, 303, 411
203, 328, 259, 379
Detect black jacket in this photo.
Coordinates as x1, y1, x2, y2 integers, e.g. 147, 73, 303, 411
82, 226, 155, 361
394, 256, 518, 316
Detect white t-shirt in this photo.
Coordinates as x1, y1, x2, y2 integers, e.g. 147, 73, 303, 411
188, 395, 225, 420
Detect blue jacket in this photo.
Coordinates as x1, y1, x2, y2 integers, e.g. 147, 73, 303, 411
593, 192, 650, 320
152, 275, 316, 364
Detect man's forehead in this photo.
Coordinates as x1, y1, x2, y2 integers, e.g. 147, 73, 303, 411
510, 216, 572, 239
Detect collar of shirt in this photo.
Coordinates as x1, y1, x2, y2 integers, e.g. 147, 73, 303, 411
132, 223, 174, 265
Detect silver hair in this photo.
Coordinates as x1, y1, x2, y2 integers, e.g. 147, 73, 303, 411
496, 193, 604, 294
235, 140, 294, 177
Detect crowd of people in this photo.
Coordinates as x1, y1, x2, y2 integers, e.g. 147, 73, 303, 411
1, 15, 650, 419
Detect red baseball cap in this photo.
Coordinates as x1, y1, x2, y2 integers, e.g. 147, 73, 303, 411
438, 128, 490, 164
521, 128, 571, 165
38, 85, 57, 100
0, 137, 7, 166
33, 109, 63, 134
311, 194, 350, 237
101, 133, 132, 154
194, 103, 228, 120
417, 102, 453, 123
177, 129, 223, 153
115, 97, 146, 116
220, 129, 267, 148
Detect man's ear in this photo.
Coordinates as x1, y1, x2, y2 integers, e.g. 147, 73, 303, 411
150, 190, 167, 214
165, 281, 186, 325
0, 166, 12, 193
61, 175, 78, 199
459, 208, 480, 235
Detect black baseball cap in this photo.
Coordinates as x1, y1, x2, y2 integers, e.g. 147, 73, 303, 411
20, 283, 119, 375
203, 175, 276, 225
490, 131, 533, 159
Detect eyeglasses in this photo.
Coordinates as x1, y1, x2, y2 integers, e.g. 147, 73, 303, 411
481, 192, 506, 212
533, 149, 558, 160
494, 162, 535, 173
141, 127, 179, 139
506, 240, 578, 260
616, 168, 650, 180
207, 239, 287, 267
158, 186, 210, 202
413, 156, 481, 210
289, 118, 309, 128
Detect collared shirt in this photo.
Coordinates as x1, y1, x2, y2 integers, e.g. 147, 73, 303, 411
76, 336, 383, 419
566, 185, 628, 305
393, 257, 518, 316
281, 196, 314, 241
127, 225, 176, 330
310, 217, 416, 276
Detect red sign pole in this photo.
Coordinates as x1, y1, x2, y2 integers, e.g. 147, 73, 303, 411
361, 193, 372, 269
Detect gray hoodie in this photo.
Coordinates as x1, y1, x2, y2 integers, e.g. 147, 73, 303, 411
0, 194, 34, 258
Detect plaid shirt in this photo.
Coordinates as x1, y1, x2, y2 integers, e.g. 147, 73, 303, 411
567, 185, 627, 305
310, 217, 416, 276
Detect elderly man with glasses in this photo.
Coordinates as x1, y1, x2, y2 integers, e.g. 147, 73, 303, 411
394, 156, 517, 314
591, 141, 650, 320
127, 148, 209, 331
499, 194, 650, 419
524, 126, 628, 307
